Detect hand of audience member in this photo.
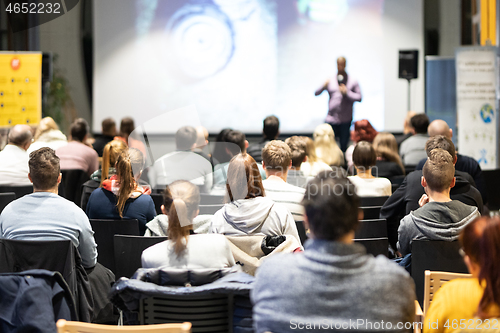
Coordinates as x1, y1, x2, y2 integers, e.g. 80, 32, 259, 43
418, 194, 429, 207
339, 84, 347, 95
395, 250, 403, 258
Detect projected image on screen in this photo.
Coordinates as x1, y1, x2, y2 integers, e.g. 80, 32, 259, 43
93, 0, 384, 134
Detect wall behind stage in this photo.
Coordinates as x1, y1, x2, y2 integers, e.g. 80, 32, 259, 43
93, 0, 423, 134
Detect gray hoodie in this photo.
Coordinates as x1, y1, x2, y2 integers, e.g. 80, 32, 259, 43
397, 200, 480, 255
209, 196, 302, 245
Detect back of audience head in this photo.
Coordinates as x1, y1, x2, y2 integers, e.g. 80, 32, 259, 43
428, 119, 452, 139
460, 216, 500, 319
425, 135, 456, 162
175, 126, 197, 151
262, 140, 291, 174
34, 117, 59, 141
352, 141, 376, 172
28, 147, 60, 191
226, 153, 265, 202
163, 180, 200, 256
263, 115, 280, 140
313, 124, 343, 166
422, 148, 455, 193
70, 118, 89, 142
225, 130, 247, 156
101, 140, 128, 186
285, 136, 307, 168
302, 136, 318, 163
403, 111, 417, 134
195, 126, 209, 149
212, 128, 233, 163
115, 148, 145, 217
351, 119, 378, 143
8, 124, 33, 150
120, 117, 135, 137
410, 114, 430, 135
372, 132, 405, 174
101, 118, 116, 137
302, 172, 359, 241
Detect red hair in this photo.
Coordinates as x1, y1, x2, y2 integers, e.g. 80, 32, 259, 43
350, 119, 378, 143
460, 216, 500, 319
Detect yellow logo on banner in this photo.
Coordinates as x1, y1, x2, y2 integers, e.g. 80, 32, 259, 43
0, 53, 42, 127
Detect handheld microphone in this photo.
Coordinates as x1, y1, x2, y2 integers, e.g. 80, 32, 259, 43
337, 74, 344, 84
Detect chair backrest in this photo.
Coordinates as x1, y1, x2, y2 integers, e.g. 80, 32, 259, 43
60, 170, 90, 205
423, 270, 472, 315
359, 196, 389, 207
390, 175, 406, 186
0, 185, 33, 198
411, 240, 468, 306
0, 192, 16, 213
200, 194, 225, 205
140, 294, 232, 333
482, 169, 500, 210
114, 235, 168, 279
404, 165, 417, 174
199, 204, 224, 215
354, 237, 389, 257
89, 219, 141, 274
150, 193, 163, 215
57, 319, 192, 333
360, 206, 382, 220
355, 219, 387, 239
391, 183, 400, 193
295, 221, 308, 244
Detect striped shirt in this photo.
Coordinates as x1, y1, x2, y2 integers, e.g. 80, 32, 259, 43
263, 178, 306, 223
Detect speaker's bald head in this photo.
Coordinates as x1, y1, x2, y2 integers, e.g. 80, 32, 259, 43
428, 119, 452, 139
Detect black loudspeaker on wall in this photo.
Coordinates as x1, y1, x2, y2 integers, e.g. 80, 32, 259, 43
398, 50, 419, 79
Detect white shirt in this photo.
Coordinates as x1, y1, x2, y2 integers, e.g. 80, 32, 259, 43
263, 178, 305, 223
348, 175, 392, 197
0, 144, 31, 186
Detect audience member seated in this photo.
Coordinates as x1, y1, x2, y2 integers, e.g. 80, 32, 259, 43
92, 118, 116, 157
213, 130, 266, 188
396, 111, 417, 148
192, 126, 215, 169
345, 119, 378, 173
381, 135, 483, 249
0, 124, 33, 186
86, 148, 156, 234
300, 136, 332, 177
28, 117, 67, 154
56, 118, 99, 176
261, 140, 306, 227
399, 113, 430, 165
153, 126, 213, 193
415, 119, 486, 203
348, 141, 391, 197
425, 216, 500, 332
0, 147, 97, 268
251, 173, 416, 332
313, 123, 344, 167
210, 154, 301, 244
141, 180, 235, 269
114, 117, 146, 156
81, 140, 128, 211
284, 136, 313, 188
397, 149, 480, 256
372, 132, 405, 180
211, 128, 233, 165
247, 115, 280, 163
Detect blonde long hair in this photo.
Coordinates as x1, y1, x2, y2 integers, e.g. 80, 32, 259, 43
372, 132, 405, 174
34, 117, 59, 141
115, 148, 145, 217
164, 180, 200, 256
101, 140, 127, 186
313, 124, 344, 166
303, 136, 318, 163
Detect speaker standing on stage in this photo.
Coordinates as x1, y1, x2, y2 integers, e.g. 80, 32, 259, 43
315, 56, 362, 152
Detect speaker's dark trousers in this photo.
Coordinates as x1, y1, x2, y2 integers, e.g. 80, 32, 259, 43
329, 122, 351, 152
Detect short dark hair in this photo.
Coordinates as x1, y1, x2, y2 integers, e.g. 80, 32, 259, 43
263, 116, 280, 140
352, 141, 376, 169
302, 171, 359, 241
410, 114, 430, 134
262, 140, 291, 171
175, 126, 197, 151
101, 118, 116, 136
285, 136, 307, 168
120, 117, 135, 136
29, 147, 60, 190
225, 130, 246, 156
423, 148, 455, 192
70, 118, 89, 142
425, 135, 456, 161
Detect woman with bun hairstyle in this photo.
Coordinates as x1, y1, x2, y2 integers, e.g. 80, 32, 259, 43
313, 124, 344, 167
141, 180, 235, 269
300, 136, 332, 177
28, 116, 67, 153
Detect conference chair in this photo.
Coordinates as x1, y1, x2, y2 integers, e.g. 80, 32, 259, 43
60, 169, 90, 205
354, 237, 389, 257
355, 219, 387, 239
56, 319, 192, 333
411, 240, 468, 306
360, 205, 382, 220
482, 169, 500, 211
423, 270, 472, 315
295, 221, 308, 244
359, 196, 389, 207
89, 219, 140, 274
200, 193, 225, 205
0, 192, 16, 213
150, 193, 163, 215
114, 235, 167, 279
0, 185, 33, 198
199, 204, 224, 215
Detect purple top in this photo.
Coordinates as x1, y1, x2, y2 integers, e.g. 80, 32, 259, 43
315, 75, 362, 124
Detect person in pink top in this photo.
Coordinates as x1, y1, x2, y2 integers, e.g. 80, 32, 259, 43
56, 118, 99, 175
